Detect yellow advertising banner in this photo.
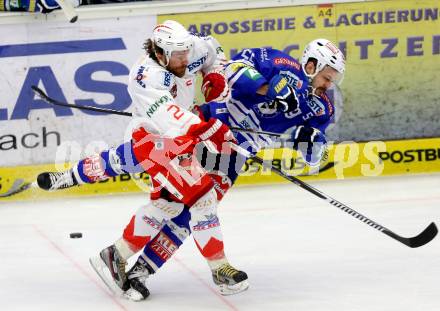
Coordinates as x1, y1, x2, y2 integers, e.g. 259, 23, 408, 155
239, 137, 440, 185
1, 138, 440, 202
159, 0, 440, 142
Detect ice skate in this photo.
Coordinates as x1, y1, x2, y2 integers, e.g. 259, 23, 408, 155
89, 245, 129, 296
123, 259, 155, 301
212, 263, 249, 295
37, 170, 78, 191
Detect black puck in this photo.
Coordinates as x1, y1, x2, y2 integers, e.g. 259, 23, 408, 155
70, 232, 83, 239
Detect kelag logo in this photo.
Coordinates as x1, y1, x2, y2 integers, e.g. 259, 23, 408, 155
0, 38, 131, 121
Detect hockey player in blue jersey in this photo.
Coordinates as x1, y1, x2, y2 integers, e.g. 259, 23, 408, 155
202, 40, 344, 161
37, 37, 345, 300
120, 38, 345, 300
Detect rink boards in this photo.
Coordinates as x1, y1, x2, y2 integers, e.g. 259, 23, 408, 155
1, 137, 439, 201
1, 0, 440, 202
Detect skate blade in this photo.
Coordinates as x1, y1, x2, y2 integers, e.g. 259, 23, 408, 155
218, 280, 249, 296
89, 256, 124, 297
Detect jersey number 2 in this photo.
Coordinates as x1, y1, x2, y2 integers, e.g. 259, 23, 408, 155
167, 105, 184, 120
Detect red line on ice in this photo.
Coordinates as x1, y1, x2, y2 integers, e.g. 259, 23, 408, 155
173, 256, 241, 311
32, 224, 128, 311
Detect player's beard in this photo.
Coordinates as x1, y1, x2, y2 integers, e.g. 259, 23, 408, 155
169, 65, 187, 78
314, 87, 326, 96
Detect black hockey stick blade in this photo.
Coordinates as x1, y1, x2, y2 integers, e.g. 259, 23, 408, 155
31, 85, 132, 117
384, 222, 438, 248
245, 155, 438, 248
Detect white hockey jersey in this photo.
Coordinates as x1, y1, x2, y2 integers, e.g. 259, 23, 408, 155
127, 34, 227, 138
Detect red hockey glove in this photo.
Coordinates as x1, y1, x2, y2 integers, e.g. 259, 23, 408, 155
201, 70, 230, 102
192, 105, 206, 122
187, 118, 236, 154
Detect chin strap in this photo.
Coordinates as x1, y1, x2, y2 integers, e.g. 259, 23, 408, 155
302, 63, 321, 98
308, 85, 320, 98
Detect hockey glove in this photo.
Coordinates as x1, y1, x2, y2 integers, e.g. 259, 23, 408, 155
291, 126, 327, 166
192, 105, 207, 121
266, 75, 299, 113
187, 118, 236, 154
201, 70, 230, 102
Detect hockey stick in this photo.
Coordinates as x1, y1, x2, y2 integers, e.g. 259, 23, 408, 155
56, 0, 78, 23
242, 150, 437, 248
256, 154, 438, 247
0, 179, 33, 198
228, 127, 291, 139
31, 86, 132, 117
2, 86, 133, 199
31, 86, 282, 138
30, 85, 439, 247
4, 86, 282, 198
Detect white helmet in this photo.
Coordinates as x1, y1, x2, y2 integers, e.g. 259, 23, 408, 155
152, 20, 193, 64
301, 38, 345, 85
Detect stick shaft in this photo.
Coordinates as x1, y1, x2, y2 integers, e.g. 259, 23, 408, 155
56, 0, 78, 23
229, 127, 290, 139
32, 86, 132, 116
248, 155, 437, 248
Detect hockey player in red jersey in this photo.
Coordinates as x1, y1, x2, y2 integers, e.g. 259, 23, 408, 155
96, 21, 249, 299
37, 20, 248, 299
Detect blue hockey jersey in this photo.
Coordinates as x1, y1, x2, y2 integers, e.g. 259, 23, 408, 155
202, 47, 335, 154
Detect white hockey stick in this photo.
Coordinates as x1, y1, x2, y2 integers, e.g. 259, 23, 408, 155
56, 0, 78, 23
0, 179, 34, 198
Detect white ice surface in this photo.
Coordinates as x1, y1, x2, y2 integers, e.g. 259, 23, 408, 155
1, 174, 439, 311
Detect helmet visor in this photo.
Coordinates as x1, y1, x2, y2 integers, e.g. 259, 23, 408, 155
171, 50, 190, 61
323, 65, 344, 86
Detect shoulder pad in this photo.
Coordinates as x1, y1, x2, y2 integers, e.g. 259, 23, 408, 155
279, 70, 307, 91
302, 92, 335, 121
273, 56, 302, 71
133, 65, 175, 91
187, 52, 209, 73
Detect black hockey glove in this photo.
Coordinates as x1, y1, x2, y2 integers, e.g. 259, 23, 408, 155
291, 126, 328, 166
266, 75, 299, 113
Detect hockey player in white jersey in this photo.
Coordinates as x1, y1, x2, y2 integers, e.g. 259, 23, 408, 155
37, 20, 248, 299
